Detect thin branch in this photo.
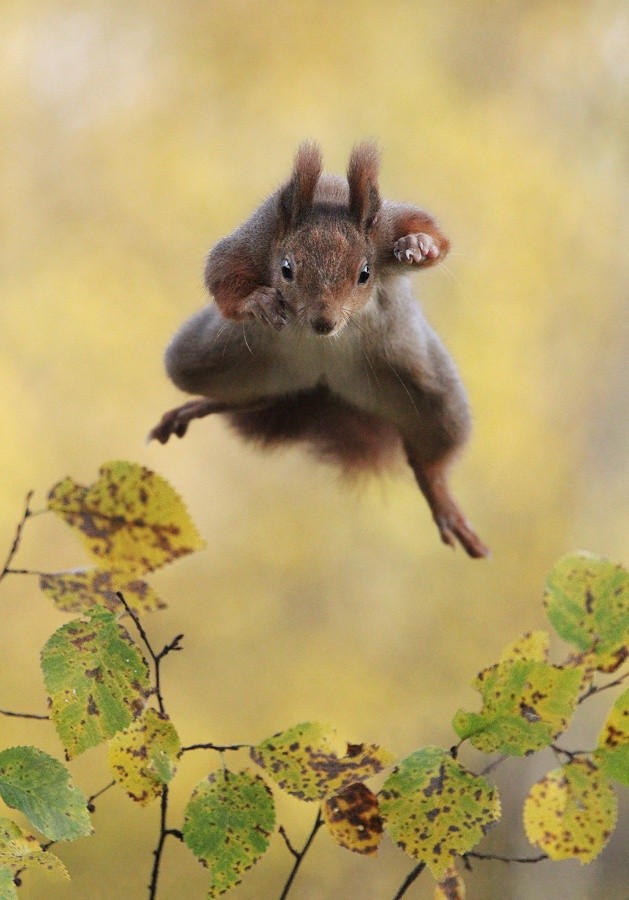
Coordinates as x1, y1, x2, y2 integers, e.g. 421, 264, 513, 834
179, 742, 252, 756
0, 491, 34, 584
392, 862, 426, 899
87, 780, 116, 811
278, 809, 324, 900
550, 744, 590, 761
464, 850, 548, 864
149, 784, 170, 900
278, 825, 299, 859
480, 754, 508, 777
0, 708, 49, 721
578, 669, 629, 705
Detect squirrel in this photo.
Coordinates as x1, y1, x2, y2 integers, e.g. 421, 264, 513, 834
149, 141, 489, 559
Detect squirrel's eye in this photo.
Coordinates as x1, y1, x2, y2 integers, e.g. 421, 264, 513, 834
358, 263, 370, 285
281, 258, 293, 281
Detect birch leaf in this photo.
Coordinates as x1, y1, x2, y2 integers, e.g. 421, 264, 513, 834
323, 783, 383, 855
107, 710, 181, 805
40, 568, 165, 615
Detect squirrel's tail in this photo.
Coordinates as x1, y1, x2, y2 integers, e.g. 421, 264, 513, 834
227, 385, 401, 474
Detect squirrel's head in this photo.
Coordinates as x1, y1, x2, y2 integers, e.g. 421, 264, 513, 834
273, 141, 381, 336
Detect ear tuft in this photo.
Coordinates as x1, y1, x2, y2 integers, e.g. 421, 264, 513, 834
347, 140, 381, 231
279, 141, 323, 228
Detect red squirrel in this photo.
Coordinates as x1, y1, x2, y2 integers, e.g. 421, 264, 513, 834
149, 142, 488, 558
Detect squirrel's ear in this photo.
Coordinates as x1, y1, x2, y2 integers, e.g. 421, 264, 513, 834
347, 141, 381, 232
279, 141, 323, 228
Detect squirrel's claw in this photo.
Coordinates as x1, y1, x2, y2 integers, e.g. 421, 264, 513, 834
394, 232, 440, 265
243, 287, 289, 331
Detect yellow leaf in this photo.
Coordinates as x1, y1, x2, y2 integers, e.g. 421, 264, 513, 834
0, 817, 68, 881
40, 568, 166, 615
434, 865, 465, 900
323, 783, 383, 855
499, 631, 549, 664
523, 758, 617, 862
47, 461, 205, 575
107, 709, 181, 805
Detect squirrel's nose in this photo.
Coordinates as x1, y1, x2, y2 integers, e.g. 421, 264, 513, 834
311, 316, 335, 335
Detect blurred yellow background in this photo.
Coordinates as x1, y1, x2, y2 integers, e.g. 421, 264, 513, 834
1, 1, 627, 897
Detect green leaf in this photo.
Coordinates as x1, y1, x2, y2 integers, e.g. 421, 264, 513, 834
452, 654, 582, 755
379, 747, 501, 879
40, 568, 166, 615
523, 758, 617, 862
0, 867, 16, 900
183, 770, 275, 897
107, 709, 181, 805
0, 817, 69, 890
47, 461, 205, 576
595, 689, 629, 786
544, 552, 629, 672
250, 722, 395, 800
41, 608, 150, 759
0, 750, 92, 841
323, 783, 383, 855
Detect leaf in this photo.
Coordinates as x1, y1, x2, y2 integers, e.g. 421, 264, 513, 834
379, 747, 501, 879
47, 461, 205, 576
40, 568, 166, 615
250, 722, 395, 800
0, 749, 92, 841
41, 608, 150, 759
323, 783, 383, 855
107, 709, 181, 805
595, 688, 629, 786
498, 630, 549, 664
183, 770, 275, 897
544, 552, 629, 672
434, 865, 465, 899
524, 758, 617, 862
452, 655, 582, 755
0, 818, 69, 890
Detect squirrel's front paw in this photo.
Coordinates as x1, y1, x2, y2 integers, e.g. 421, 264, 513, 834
394, 233, 441, 265
243, 287, 289, 331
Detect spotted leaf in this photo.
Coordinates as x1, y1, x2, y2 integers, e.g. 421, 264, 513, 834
0, 817, 69, 889
434, 865, 465, 899
453, 652, 582, 756
595, 688, 629, 787
41, 608, 150, 759
250, 722, 395, 800
183, 769, 275, 897
323, 783, 383, 855
524, 757, 617, 862
0, 749, 91, 841
498, 630, 549, 664
379, 747, 500, 879
40, 568, 165, 615
544, 552, 628, 672
107, 709, 180, 805
47, 461, 205, 576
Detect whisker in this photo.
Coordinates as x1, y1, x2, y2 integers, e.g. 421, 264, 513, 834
242, 323, 253, 355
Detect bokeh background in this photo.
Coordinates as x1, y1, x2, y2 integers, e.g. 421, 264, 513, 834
1, 1, 627, 897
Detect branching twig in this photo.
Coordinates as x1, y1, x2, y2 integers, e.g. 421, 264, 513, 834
278, 808, 324, 900
578, 669, 629, 705
392, 862, 426, 899
0, 708, 49, 720
0, 491, 34, 585
179, 742, 252, 755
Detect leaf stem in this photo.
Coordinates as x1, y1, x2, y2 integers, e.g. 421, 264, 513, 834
278, 809, 324, 900
392, 862, 426, 899
0, 491, 34, 585
578, 669, 629, 705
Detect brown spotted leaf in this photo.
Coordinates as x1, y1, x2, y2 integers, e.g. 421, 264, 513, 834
595, 688, 629, 787
107, 709, 181, 805
498, 630, 549, 664
250, 722, 395, 800
379, 746, 500, 879
323, 783, 383, 855
544, 552, 628, 672
434, 865, 466, 899
47, 461, 205, 576
183, 769, 275, 897
523, 757, 617, 862
39, 568, 166, 615
41, 608, 150, 759
0, 817, 69, 886
452, 653, 582, 756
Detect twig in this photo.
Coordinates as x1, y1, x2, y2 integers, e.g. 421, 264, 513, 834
278, 809, 324, 900
0, 491, 34, 585
392, 862, 426, 899
480, 754, 508, 777
87, 780, 116, 811
278, 825, 299, 859
464, 850, 548, 864
179, 742, 251, 755
149, 784, 170, 900
0, 708, 49, 720
578, 670, 629, 705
